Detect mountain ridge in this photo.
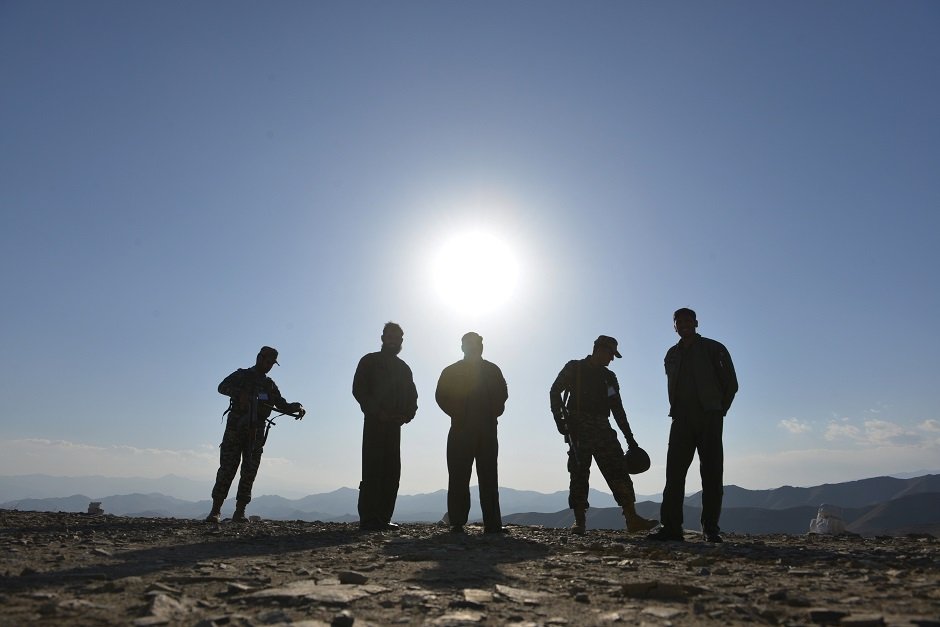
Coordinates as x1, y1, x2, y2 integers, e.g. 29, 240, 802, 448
2, 473, 938, 535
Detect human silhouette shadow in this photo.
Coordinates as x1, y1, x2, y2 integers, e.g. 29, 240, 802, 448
0, 520, 359, 594
379, 526, 550, 589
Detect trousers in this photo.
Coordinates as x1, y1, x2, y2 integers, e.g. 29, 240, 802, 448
358, 418, 402, 526
211, 415, 266, 504
447, 419, 501, 530
567, 412, 636, 510
660, 410, 724, 533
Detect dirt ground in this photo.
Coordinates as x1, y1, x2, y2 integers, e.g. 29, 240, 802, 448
1, 510, 938, 626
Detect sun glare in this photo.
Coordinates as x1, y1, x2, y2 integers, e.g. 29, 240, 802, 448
432, 231, 520, 315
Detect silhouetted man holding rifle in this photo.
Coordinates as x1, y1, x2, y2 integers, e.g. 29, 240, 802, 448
206, 346, 305, 523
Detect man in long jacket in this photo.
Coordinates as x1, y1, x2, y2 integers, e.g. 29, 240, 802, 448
550, 335, 658, 535
650, 308, 738, 543
353, 322, 418, 531
436, 332, 509, 533
207, 346, 305, 523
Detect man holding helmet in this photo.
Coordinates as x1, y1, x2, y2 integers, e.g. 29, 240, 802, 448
550, 335, 657, 535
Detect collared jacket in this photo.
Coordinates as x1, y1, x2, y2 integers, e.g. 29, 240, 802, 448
435, 358, 508, 426
352, 349, 419, 423
550, 356, 634, 436
219, 366, 292, 423
665, 334, 738, 417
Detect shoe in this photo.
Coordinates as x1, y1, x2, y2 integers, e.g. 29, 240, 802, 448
231, 510, 248, 523
384, 522, 400, 530
704, 532, 723, 543
626, 516, 659, 533
359, 521, 385, 531
648, 527, 684, 542
205, 512, 221, 524
449, 525, 465, 533
484, 526, 509, 534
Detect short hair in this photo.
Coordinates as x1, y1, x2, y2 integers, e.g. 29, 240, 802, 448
383, 321, 403, 336
461, 331, 482, 344
673, 308, 697, 321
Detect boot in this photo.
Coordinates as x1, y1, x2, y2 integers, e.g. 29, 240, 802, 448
232, 500, 248, 523
570, 508, 586, 535
205, 498, 224, 523
623, 504, 658, 533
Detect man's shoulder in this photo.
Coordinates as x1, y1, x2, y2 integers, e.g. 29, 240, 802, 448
441, 360, 463, 375
482, 359, 505, 376
357, 351, 383, 365
699, 336, 730, 352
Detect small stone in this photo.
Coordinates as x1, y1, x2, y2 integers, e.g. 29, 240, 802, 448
641, 606, 684, 619
331, 609, 355, 626
808, 607, 849, 623
338, 570, 368, 585
462, 588, 492, 607
839, 615, 885, 627
495, 585, 548, 605
427, 610, 486, 626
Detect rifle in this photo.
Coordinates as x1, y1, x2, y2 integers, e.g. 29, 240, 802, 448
560, 392, 581, 468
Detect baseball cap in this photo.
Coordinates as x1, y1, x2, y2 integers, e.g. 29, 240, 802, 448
594, 335, 622, 358
258, 346, 279, 365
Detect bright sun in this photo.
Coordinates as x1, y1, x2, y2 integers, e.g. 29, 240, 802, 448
432, 231, 520, 315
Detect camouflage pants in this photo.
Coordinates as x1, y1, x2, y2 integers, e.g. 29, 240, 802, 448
211, 414, 266, 505
567, 412, 635, 511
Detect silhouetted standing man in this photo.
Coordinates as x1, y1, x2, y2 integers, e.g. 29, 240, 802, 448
353, 322, 418, 531
650, 308, 738, 542
550, 336, 658, 535
436, 332, 509, 534
207, 346, 305, 523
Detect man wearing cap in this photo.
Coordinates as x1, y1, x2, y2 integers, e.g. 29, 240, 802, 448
550, 335, 658, 535
353, 322, 419, 531
436, 332, 509, 534
650, 308, 737, 543
206, 346, 305, 523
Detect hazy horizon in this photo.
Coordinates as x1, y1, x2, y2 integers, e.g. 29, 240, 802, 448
3, 468, 938, 506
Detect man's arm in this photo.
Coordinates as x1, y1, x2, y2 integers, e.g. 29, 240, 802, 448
435, 365, 459, 419
267, 380, 304, 417
352, 355, 380, 416
549, 363, 572, 434
607, 372, 638, 448
714, 341, 738, 413
218, 369, 245, 397
402, 364, 418, 423
491, 364, 508, 418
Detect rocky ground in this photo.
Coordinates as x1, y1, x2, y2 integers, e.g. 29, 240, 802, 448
1, 510, 938, 627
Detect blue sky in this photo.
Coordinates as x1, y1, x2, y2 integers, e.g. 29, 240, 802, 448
2, 1, 938, 499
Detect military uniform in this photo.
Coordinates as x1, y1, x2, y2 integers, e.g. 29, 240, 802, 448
353, 348, 418, 529
550, 357, 637, 511
436, 356, 508, 531
212, 366, 294, 506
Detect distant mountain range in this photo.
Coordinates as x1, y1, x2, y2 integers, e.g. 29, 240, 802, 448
0, 483, 623, 523
505, 474, 940, 536
2, 473, 938, 536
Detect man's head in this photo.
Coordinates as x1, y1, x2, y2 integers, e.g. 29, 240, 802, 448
591, 335, 621, 366
381, 321, 404, 355
673, 308, 698, 339
256, 346, 279, 373
461, 331, 484, 360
